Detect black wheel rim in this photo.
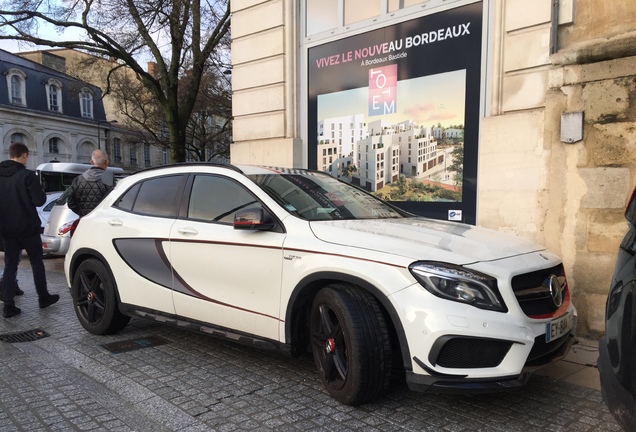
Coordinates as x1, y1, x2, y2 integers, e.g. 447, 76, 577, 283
75, 268, 106, 326
312, 303, 348, 390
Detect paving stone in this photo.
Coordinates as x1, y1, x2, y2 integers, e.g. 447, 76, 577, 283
0, 257, 624, 431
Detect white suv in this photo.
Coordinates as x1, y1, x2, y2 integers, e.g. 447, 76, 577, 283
65, 164, 577, 405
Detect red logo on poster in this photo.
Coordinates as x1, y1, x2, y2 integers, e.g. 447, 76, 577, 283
368, 64, 397, 116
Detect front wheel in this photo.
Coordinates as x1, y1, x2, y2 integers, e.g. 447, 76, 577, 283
71, 258, 130, 335
310, 283, 392, 405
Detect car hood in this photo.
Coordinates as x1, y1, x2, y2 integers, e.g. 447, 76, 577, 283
309, 217, 544, 264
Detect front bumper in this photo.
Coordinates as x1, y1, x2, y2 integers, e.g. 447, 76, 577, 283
406, 331, 575, 393
391, 263, 577, 394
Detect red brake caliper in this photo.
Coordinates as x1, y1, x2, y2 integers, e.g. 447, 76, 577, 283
325, 338, 336, 353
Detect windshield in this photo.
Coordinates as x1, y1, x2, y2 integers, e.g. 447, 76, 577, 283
248, 172, 407, 221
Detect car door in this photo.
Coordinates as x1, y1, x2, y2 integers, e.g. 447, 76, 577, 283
109, 174, 186, 315
170, 174, 286, 341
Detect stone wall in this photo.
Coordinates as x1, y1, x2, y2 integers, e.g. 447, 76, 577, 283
228, 0, 636, 337
546, 50, 636, 336
230, 0, 303, 167
478, 0, 636, 337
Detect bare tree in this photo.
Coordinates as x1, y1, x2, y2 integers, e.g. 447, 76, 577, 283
181, 64, 232, 161
0, 0, 231, 162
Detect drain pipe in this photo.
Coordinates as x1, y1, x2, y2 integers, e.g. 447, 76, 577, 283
550, 0, 559, 54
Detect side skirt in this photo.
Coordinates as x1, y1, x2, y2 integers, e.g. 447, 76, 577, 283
119, 303, 289, 353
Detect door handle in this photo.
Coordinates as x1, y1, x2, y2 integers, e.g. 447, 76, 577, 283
108, 219, 123, 226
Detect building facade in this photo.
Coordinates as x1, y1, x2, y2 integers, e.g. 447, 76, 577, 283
18, 49, 167, 172
0, 49, 108, 169
229, 0, 636, 337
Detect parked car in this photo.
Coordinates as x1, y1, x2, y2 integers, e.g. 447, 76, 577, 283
41, 188, 79, 256
65, 163, 577, 405
41, 168, 125, 256
598, 187, 636, 431
37, 191, 63, 233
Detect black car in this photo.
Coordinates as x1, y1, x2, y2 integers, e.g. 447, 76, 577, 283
598, 187, 636, 431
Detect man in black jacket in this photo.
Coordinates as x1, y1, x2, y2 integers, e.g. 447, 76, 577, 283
0, 143, 59, 318
67, 149, 113, 217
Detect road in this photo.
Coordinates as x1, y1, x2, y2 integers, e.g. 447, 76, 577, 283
0, 255, 622, 431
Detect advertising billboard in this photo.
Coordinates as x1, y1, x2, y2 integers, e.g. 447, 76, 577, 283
308, 1, 482, 224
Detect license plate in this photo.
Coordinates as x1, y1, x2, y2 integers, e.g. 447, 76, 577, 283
546, 312, 573, 343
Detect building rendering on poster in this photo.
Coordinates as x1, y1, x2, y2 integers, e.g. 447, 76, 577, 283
307, 1, 482, 223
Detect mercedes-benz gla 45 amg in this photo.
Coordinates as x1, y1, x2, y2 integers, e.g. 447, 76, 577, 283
65, 164, 577, 405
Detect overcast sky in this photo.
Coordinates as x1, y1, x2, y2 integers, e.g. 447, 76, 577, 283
1, 21, 87, 54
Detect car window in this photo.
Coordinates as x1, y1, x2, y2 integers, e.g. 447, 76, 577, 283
116, 175, 184, 218
249, 173, 405, 221
188, 175, 259, 224
43, 200, 57, 212
114, 183, 141, 211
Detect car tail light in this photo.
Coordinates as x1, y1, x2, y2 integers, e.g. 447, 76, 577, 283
59, 219, 79, 236
68, 218, 81, 238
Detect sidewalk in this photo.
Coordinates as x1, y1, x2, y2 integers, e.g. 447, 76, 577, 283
536, 337, 601, 391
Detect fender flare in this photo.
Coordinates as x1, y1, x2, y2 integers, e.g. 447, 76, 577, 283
285, 271, 412, 370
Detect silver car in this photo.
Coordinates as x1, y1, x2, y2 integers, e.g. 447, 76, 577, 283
41, 188, 79, 256
37, 191, 63, 233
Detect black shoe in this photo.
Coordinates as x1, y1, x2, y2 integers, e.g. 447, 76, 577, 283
3, 305, 21, 318
39, 294, 60, 309
15, 285, 24, 296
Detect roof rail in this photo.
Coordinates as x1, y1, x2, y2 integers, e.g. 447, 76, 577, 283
131, 161, 243, 176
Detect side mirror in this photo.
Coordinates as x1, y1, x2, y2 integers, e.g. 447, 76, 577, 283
234, 207, 277, 231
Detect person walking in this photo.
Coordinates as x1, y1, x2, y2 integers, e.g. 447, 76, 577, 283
67, 149, 114, 217
0, 143, 59, 318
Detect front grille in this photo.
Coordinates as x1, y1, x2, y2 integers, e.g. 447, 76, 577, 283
512, 264, 566, 317
430, 336, 512, 368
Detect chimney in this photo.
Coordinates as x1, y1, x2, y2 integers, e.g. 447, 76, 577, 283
42, 51, 67, 74
148, 61, 157, 77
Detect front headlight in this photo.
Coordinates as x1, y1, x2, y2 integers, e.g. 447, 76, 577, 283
409, 262, 507, 312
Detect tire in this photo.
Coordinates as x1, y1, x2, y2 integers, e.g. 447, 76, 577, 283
310, 283, 392, 405
71, 258, 130, 335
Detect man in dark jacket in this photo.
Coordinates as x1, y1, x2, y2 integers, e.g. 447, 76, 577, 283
67, 149, 113, 217
0, 143, 59, 318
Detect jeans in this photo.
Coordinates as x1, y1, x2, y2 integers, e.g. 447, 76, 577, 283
2, 234, 48, 306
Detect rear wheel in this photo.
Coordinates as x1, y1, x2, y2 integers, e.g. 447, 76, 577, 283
71, 258, 130, 335
310, 283, 392, 405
